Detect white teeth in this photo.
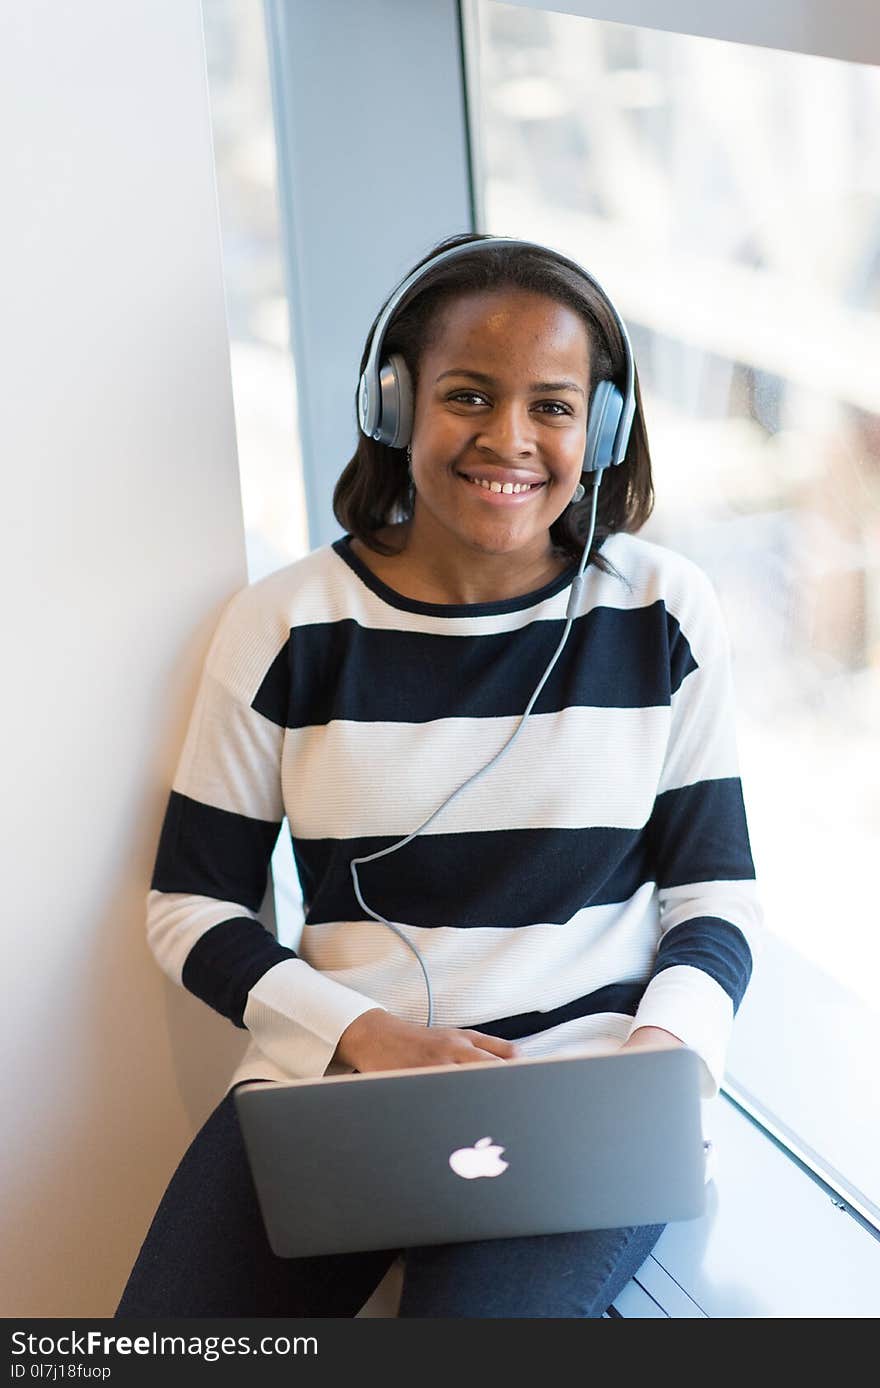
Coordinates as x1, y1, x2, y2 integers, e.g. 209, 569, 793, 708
464, 476, 538, 494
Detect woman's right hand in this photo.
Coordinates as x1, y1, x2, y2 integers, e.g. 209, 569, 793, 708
333, 1008, 521, 1074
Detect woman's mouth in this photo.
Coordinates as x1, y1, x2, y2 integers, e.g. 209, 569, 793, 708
456, 471, 547, 503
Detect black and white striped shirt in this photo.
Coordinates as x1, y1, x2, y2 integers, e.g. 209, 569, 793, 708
147, 529, 762, 1100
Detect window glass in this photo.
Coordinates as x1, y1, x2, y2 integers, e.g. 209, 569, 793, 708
470, 1, 880, 1210
202, 0, 309, 583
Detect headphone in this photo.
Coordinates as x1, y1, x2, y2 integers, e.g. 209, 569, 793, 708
357, 235, 636, 483
349, 235, 639, 1034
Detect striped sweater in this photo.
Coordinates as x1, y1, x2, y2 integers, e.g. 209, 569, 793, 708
147, 529, 763, 1101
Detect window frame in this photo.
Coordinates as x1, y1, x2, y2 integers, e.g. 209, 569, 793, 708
479, 0, 880, 67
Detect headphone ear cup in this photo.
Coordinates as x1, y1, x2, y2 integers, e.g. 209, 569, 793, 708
584, 379, 624, 473
375, 352, 414, 449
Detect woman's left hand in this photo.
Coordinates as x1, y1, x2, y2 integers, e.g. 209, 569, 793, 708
618, 1025, 684, 1053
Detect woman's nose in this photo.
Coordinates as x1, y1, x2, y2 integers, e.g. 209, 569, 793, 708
475, 402, 537, 458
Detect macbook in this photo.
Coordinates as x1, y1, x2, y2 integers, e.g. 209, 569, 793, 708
233, 1045, 707, 1258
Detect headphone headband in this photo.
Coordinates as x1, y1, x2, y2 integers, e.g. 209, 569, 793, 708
358, 235, 636, 471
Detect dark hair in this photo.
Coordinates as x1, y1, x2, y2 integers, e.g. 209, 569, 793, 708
333, 232, 654, 576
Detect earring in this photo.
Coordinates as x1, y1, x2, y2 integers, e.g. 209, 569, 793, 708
406, 443, 414, 481
571, 481, 586, 504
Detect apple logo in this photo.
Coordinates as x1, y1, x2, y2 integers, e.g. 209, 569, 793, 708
448, 1136, 509, 1180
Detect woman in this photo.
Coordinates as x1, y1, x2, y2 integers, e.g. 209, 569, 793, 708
115, 232, 761, 1317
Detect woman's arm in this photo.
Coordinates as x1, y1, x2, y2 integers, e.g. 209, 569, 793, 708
146, 580, 385, 1079
623, 563, 764, 1097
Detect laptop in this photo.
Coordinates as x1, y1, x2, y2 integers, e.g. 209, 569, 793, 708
233, 1045, 707, 1258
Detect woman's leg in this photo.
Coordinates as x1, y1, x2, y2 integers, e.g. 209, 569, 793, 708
114, 1085, 400, 1318
398, 1221, 666, 1318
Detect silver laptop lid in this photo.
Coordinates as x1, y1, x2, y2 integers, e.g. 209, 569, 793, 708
234, 1046, 706, 1258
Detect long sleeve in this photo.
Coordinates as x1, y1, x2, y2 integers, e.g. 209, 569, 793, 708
624, 565, 764, 1099
146, 580, 385, 1079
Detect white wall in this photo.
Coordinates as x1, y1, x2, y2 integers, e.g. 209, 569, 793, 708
0, 0, 254, 1315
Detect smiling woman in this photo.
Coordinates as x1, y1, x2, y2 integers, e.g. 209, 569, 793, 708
401, 289, 590, 603
348, 289, 593, 605
334, 233, 655, 595
118, 232, 762, 1319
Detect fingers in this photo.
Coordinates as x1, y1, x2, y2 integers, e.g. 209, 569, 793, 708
462, 1031, 522, 1061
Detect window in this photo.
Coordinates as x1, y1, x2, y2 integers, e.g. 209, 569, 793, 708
468, 1, 880, 1221
202, 0, 309, 584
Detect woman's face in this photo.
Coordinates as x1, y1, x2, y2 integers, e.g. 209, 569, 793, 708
409, 288, 591, 560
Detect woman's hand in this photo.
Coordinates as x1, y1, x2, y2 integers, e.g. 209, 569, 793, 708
617, 1025, 684, 1053
333, 1008, 522, 1074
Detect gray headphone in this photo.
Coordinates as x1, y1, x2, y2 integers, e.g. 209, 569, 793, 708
357, 235, 636, 483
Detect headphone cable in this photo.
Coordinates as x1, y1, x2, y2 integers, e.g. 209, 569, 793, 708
349, 472, 603, 1028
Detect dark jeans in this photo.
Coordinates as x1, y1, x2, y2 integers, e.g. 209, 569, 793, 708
115, 1084, 665, 1319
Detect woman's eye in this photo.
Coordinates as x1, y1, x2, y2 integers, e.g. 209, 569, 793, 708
447, 392, 572, 416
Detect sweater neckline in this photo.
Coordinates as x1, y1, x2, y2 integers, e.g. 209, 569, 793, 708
332, 534, 580, 617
